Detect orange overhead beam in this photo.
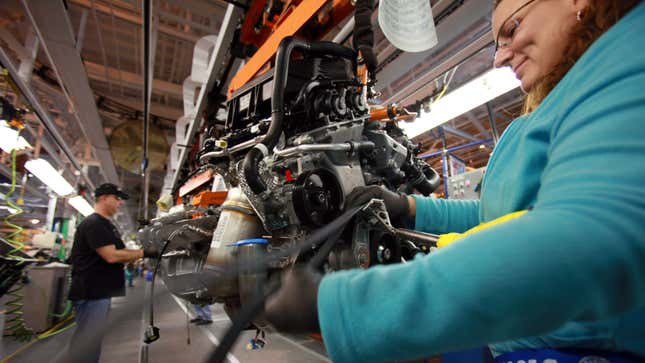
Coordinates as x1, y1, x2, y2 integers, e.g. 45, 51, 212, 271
228, 0, 329, 97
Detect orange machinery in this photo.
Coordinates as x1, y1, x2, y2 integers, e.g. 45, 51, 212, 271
229, 0, 355, 97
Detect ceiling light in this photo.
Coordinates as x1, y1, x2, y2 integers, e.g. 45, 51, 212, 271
0, 120, 31, 153
68, 195, 94, 217
24, 159, 75, 197
0, 205, 18, 214
400, 67, 521, 139
30, 218, 40, 225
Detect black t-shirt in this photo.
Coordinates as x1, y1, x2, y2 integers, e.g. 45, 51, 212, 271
68, 213, 126, 300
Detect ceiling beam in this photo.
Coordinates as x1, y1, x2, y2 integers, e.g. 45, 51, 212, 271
69, 0, 200, 43
101, 94, 183, 121
84, 61, 183, 98
157, 9, 216, 34
21, 0, 136, 231
161, 0, 228, 18
442, 126, 482, 143
465, 111, 492, 138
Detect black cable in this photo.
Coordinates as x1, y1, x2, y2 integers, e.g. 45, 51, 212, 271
204, 205, 364, 363
148, 239, 171, 326
147, 226, 186, 328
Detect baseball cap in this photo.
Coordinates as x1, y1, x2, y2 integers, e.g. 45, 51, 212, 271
94, 183, 129, 200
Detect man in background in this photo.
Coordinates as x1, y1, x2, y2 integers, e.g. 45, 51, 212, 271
67, 183, 156, 363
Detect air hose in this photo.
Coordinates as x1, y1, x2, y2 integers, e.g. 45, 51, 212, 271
144, 225, 189, 344
0, 315, 76, 363
2, 148, 34, 341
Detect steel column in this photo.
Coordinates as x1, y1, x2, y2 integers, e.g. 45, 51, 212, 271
485, 102, 500, 145
439, 127, 449, 198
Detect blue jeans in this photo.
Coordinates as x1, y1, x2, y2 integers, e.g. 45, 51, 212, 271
70, 299, 111, 363
193, 304, 212, 321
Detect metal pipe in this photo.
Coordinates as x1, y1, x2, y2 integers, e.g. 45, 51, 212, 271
199, 135, 267, 163
273, 141, 375, 158
439, 127, 449, 198
393, 228, 439, 245
0, 47, 94, 189
332, 18, 354, 44
142, 0, 151, 221
485, 102, 500, 145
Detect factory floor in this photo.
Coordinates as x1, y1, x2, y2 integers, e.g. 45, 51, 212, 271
0, 276, 331, 363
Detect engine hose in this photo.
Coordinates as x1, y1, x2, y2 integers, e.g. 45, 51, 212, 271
243, 37, 357, 194
412, 166, 441, 196
204, 205, 364, 363
353, 0, 377, 76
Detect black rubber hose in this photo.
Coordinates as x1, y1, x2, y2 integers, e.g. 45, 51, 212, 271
353, 0, 377, 75
419, 164, 441, 194
243, 37, 357, 194
204, 205, 363, 363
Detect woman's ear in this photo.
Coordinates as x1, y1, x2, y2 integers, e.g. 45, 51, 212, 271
570, 0, 590, 13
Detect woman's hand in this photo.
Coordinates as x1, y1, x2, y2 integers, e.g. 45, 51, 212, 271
265, 266, 322, 334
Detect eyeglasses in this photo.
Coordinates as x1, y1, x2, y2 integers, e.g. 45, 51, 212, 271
494, 0, 539, 54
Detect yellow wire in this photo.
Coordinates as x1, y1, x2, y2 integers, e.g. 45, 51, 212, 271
0, 316, 76, 363
3, 149, 25, 255
432, 66, 459, 104
2, 145, 34, 341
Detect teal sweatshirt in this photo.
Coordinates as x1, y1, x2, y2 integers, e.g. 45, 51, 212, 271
317, 2, 645, 362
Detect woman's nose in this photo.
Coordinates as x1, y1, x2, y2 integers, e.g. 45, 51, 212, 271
494, 47, 513, 68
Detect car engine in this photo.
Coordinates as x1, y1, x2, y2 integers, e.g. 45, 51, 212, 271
139, 37, 440, 325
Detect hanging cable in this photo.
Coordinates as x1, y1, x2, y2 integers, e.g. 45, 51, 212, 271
433, 65, 459, 103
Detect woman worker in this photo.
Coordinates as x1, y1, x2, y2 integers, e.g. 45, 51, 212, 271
265, 1, 645, 362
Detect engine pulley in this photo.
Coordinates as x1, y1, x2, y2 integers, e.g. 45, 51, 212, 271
292, 168, 344, 227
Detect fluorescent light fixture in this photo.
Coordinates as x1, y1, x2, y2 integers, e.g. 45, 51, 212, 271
24, 158, 75, 197
0, 120, 31, 153
68, 195, 94, 217
400, 67, 521, 139
0, 205, 18, 214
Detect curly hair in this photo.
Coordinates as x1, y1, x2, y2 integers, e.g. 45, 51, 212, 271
493, 0, 641, 113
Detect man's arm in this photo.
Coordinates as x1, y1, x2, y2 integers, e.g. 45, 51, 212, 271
96, 245, 143, 264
